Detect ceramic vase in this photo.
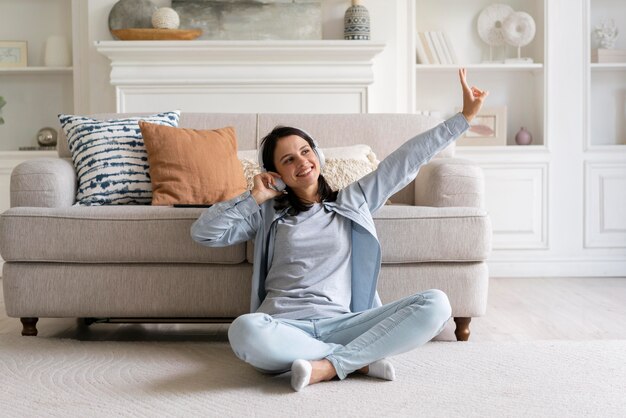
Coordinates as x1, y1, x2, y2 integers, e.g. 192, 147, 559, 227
515, 127, 533, 145
344, 0, 370, 40
44, 35, 71, 67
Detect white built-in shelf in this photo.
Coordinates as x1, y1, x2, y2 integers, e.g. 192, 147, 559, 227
416, 63, 543, 73
590, 63, 626, 71
0, 67, 73, 75
0, 150, 57, 158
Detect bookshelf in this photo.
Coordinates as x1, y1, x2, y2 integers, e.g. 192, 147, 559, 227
0, 0, 76, 151
411, 0, 545, 148
585, 0, 626, 149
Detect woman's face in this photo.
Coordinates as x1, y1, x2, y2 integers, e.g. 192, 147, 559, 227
273, 135, 320, 190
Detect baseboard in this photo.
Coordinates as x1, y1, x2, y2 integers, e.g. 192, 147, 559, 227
488, 258, 626, 278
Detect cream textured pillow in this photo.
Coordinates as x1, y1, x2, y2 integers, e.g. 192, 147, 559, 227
139, 122, 247, 206
237, 144, 379, 191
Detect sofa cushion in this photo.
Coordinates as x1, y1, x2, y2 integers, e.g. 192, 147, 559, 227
0, 206, 245, 264
139, 122, 247, 205
246, 205, 491, 264
374, 205, 491, 263
58, 111, 180, 206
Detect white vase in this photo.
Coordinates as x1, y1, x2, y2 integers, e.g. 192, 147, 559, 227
44, 35, 72, 67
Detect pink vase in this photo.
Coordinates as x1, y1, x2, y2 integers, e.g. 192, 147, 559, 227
515, 127, 533, 145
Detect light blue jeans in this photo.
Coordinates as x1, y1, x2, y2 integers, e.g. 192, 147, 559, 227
227, 289, 452, 379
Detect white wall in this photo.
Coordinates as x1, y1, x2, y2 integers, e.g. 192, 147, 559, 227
81, 0, 409, 115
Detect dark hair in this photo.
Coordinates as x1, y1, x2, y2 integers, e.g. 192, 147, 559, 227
260, 126, 337, 215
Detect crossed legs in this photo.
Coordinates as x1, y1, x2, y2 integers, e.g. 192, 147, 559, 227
227, 289, 452, 389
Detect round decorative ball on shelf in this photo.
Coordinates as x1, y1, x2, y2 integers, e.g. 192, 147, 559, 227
502, 11, 536, 63
344, 0, 370, 41
152, 7, 180, 30
36, 127, 58, 147
108, 0, 157, 39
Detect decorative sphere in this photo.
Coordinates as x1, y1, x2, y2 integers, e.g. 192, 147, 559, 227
152, 7, 180, 29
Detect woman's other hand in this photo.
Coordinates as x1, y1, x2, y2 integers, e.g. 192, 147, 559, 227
459, 68, 489, 123
251, 172, 284, 204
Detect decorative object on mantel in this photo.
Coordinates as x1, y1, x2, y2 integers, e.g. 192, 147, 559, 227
110, 28, 202, 41
502, 11, 536, 64
477, 4, 514, 63
152, 7, 180, 29
344, 0, 370, 41
36, 127, 58, 147
0, 96, 5, 125
593, 19, 619, 49
515, 127, 533, 145
109, 0, 158, 40
44, 35, 72, 67
171, 0, 322, 40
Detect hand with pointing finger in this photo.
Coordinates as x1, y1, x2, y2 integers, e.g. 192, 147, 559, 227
459, 68, 489, 123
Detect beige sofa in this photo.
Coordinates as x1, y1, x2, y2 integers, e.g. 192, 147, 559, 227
0, 113, 491, 340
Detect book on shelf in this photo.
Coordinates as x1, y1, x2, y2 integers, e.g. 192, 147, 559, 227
418, 32, 437, 64
441, 32, 458, 64
426, 31, 445, 64
435, 32, 453, 64
415, 33, 429, 64
591, 48, 626, 63
416, 31, 458, 65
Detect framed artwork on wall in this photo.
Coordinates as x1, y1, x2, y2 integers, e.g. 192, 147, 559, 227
456, 106, 507, 146
0, 41, 27, 68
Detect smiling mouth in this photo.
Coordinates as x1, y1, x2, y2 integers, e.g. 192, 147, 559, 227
297, 167, 313, 177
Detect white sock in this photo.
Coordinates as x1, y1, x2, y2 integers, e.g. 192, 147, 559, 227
290, 359, 312, 392
367, 359, 396, 381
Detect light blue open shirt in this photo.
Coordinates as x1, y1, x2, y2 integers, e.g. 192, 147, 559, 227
191, 113, 469, 314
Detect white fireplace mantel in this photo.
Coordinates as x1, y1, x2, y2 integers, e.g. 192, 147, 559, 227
95, 40, 386, 113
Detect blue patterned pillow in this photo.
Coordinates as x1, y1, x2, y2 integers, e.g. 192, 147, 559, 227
59, 111, 180, 205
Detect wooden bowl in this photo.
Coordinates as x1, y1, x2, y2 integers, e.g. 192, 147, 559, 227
111, 28, 202, 41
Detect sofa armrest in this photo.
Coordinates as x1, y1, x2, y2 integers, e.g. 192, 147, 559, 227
414, 158, 484, 208
11, 158, 76, 207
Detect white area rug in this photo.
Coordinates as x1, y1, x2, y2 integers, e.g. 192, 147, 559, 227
1, 335, 625, 417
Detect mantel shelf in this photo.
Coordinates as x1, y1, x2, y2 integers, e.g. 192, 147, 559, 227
95, 40, 386, 113
95, 40, 386, 63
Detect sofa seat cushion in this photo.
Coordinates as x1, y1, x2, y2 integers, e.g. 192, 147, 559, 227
374, 205, 491, 263
0, 206, 245, 264
246, 205, 491, 264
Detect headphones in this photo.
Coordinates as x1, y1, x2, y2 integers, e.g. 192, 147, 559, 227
257, 129, 325, 172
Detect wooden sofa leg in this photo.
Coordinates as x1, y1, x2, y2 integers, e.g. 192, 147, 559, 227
453, 317, 471, 341
20, 317, 39, 336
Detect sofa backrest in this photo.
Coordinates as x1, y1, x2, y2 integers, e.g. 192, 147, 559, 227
56, 112, 455, 204
257, 113, 452, 161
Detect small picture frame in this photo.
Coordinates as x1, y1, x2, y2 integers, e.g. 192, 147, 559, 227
456, 106, 507, 146
0, 41, 28, 68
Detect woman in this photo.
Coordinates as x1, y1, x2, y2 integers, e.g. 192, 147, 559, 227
191, 69, 488, 391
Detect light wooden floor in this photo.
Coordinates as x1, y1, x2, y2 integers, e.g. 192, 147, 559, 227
1, 277, 626, 342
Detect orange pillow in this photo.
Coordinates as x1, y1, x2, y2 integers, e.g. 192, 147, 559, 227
138, 121, 247, 206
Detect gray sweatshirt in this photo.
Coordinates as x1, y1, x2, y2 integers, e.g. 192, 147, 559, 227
256, 203, 353, 319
